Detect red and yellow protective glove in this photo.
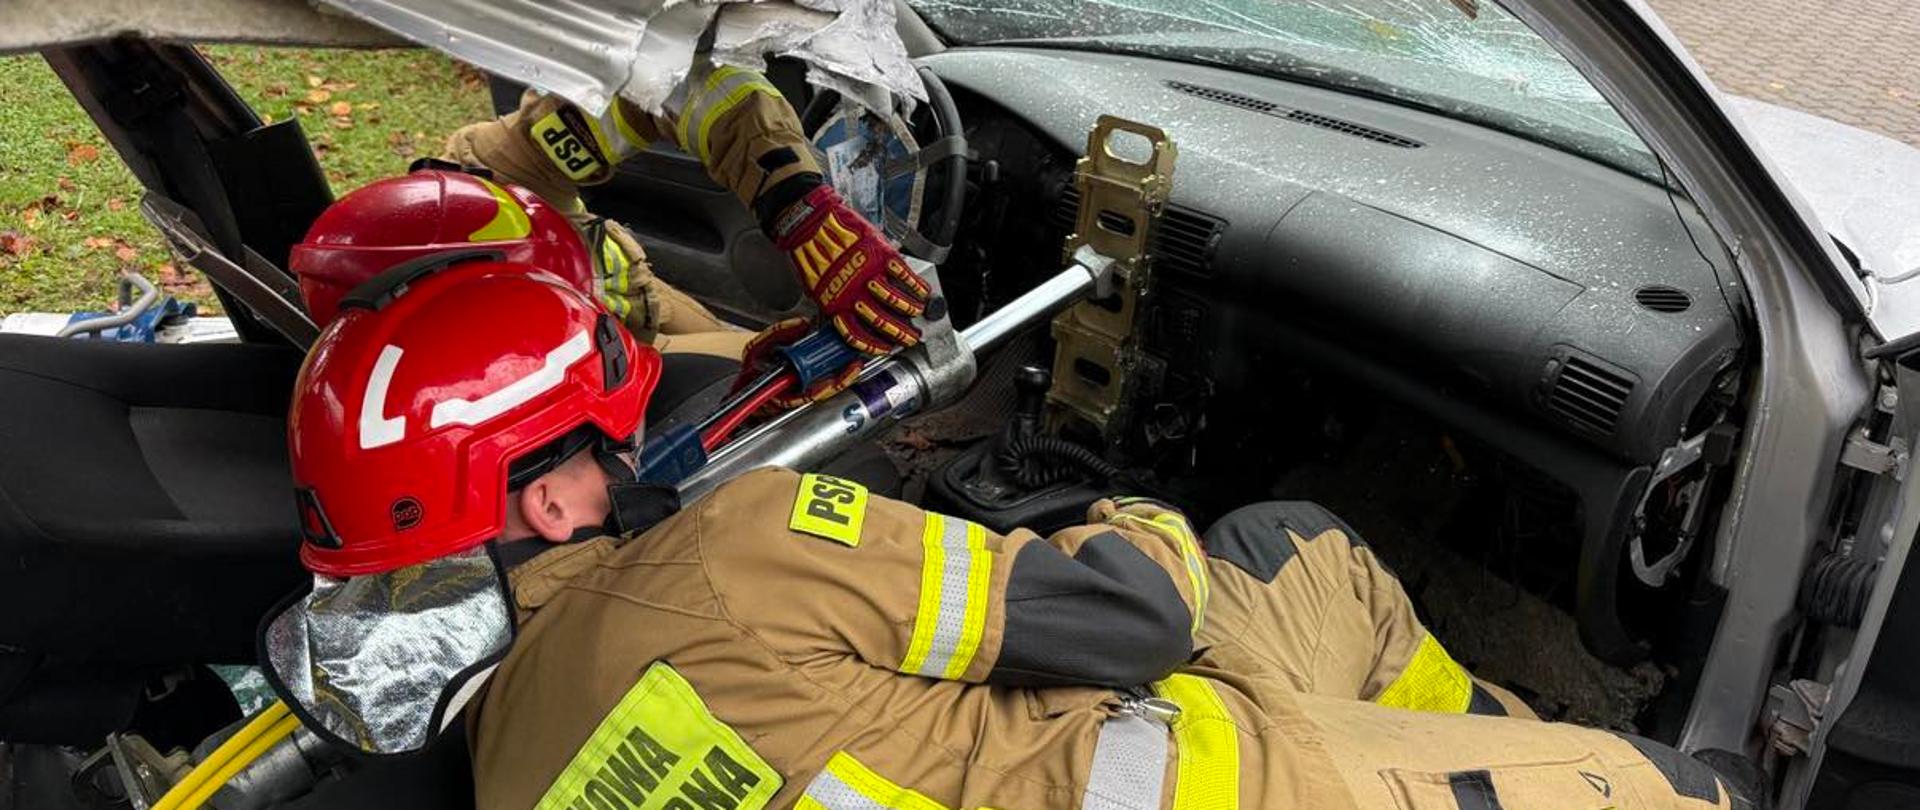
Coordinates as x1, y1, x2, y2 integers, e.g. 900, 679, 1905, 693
732, 318, 866, 411
767, 184, 932, 355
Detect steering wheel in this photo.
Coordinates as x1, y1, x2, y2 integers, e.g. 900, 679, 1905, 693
801, 66, 967, 264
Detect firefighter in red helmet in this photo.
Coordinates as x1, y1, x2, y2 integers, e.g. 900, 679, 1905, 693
291, 166, 753, 360
262, 251, 666, 754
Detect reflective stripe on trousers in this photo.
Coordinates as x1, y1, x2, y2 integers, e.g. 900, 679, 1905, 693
800, 678, 1239, 810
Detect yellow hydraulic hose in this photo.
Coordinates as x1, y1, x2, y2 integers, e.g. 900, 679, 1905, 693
151, 700, 293, 810
173, 714, 301, 810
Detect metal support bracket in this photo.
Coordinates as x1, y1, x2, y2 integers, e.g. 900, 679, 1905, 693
1767, 679, 1832, 757
1839, 427, 1908, 479
1047, 115, 1178, 439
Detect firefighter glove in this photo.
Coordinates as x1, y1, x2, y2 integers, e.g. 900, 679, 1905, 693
766, 183, 931, 355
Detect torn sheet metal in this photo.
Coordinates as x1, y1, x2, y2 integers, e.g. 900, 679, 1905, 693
2, 0, 402, 55
312, 0, 924, 117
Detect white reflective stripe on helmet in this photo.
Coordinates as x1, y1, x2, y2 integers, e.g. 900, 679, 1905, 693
430, 330, 593, 430
359, 344, 408, 449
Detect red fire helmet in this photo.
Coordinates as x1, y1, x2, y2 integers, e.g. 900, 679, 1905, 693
290, 168, 593, 325
289, 255, 659, 577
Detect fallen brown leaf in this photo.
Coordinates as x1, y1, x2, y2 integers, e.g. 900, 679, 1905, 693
306, 75, 323, 88
114, 245, 138, 262
329, 116, 355, 130
329, 101, 353, 116
894, 428, 936, 451
66, 143, 100, 166
83, 236, 114, 250
61, 210, 80, 223
305, 88, 333, 105
106, 197, 126, 212
0, 232, 37, 257
20, 207, 40, 227
265, 82, 289, 98
56, 176, 75, 192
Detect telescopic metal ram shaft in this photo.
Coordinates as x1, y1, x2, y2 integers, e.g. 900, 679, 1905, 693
675, 248, 1115, 503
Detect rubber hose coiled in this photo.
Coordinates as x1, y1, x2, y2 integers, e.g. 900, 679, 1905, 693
997, 436, 1120, 489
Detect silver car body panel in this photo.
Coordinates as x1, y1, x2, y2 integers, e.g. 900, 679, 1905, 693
1492, 0, 1873, 761
0, 0, 403, 53
1727, 96, 1920, 342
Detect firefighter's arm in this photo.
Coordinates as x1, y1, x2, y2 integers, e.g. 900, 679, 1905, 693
440, 68, 816, 209
697, 470, 1196, 689
987, 498, 1208, 687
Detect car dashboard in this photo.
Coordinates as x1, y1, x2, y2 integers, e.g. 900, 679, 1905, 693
926, 46, 1745, 664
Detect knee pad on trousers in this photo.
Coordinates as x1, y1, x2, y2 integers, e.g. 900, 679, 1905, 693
1202, 501, 1364, 583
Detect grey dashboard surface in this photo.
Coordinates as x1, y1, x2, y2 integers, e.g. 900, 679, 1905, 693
925, 46, 1741, 462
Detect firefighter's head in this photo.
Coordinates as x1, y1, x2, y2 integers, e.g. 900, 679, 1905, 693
262, 252, 659, 756
289, 166, 593, 325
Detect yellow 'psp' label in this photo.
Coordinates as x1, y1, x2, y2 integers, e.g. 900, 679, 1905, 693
535, 662, 782, 810
788, 473, 868, 547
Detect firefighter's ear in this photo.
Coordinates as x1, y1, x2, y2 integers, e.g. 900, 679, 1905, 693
517, 477, 575, 544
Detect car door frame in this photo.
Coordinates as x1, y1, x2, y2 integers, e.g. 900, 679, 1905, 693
1494, 0, 1876, 765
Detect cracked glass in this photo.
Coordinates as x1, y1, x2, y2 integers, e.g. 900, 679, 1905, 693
908, 0, 1658, 179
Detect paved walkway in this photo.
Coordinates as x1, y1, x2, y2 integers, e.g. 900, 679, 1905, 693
1646, 0, 1920, 147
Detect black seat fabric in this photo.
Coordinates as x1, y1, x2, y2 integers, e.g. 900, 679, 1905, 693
0, 335, 307, 665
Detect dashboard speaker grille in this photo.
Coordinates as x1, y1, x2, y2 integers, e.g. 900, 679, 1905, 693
1548, 355, 1634, 435
1056, 186, 1226, 277
1164, 80, 1423, 149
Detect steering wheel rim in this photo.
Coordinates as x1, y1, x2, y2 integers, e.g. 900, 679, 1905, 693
801, 66, 967, 262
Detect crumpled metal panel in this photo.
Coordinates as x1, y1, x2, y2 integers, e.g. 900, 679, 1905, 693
263, 547, 511, 755
312, 0, 923, 116
2, 0, 403, 55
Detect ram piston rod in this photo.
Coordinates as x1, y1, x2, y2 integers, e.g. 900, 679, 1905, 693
676, 248, 1115, 503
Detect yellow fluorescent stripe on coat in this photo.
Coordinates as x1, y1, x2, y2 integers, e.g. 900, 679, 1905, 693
1154, 674, 1240, 810
597, 232, 632, 317
944, 520, 993, 680
899, 514, 946, 676
799, 752, 951, 810
468, 178, 533, 242
677, 66, 780, 163
1374, 632, 1475, 714
899, 513, 993, 680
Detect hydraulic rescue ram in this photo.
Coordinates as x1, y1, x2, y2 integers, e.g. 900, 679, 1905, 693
675, 246, 1116, 504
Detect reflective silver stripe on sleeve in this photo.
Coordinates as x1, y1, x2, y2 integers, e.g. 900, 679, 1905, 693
916, 514, 974, 677
1082, 712, 1171, 810
676, 67, 777, 163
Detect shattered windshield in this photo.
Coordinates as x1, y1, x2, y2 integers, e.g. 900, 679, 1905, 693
908, 0, 1659, 179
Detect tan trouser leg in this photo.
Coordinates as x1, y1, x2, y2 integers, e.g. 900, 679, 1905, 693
653, 330, 753, 361
1288, 691, 1734, 809
1194, 502, 1534, 718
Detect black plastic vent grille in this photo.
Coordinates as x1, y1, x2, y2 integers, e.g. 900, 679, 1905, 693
1634, 285, 1693, 313
1055, 186, 1227, 277
1164, 80, 1279, 114
1548, 355, 1634, 435
1165, 80, 1423, 149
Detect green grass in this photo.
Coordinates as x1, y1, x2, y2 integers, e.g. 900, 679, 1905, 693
0, 46, 494, 316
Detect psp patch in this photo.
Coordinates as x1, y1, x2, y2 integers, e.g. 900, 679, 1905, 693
532, 106, 611, 182
535, 662, 781, 810
788, 473, 868, 547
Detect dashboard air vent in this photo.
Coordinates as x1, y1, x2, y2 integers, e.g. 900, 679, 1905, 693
1164, 80, 1279, 114
1634, 285, 1693, 313
1548, 355, 1634, 435
1056, 186, 1227, 277
1164, 80, 1423, 149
